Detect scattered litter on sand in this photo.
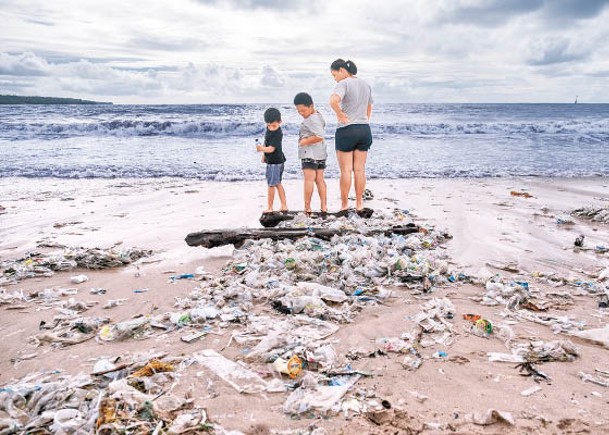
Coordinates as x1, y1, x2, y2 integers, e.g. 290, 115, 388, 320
1, 247, 152, 283
2, 203, 609, 433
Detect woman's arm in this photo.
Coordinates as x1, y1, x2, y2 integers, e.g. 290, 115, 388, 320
367, 103, 373, 121
330, 94, 349, 124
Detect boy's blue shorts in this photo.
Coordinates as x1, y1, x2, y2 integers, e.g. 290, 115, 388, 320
266, 163, 284, 187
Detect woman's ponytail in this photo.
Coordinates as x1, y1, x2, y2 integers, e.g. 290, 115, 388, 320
345, 60, 357, 75
330, 58, 358, 75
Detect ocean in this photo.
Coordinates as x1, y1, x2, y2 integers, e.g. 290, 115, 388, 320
1, 103, 608, 180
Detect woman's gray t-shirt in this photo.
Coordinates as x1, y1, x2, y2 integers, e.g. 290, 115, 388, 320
333, 77, 373, 127
298, 111, 327, 160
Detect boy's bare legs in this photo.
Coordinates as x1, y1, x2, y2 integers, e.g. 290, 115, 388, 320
336, 150, 354, 210
353, 150, 368, 211
276, 184, 288, 212
315, 169, 327, 212
265, 186, 275, 213
303, 169, 315, 213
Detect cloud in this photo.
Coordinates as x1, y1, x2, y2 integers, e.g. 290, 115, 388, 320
540, 0, 609, 20
193, 0, 308, 10
260, 65, 285, 88
1, 0, 608, 103
434, 0, 544, 27
0, 52, 50, 76
128, 35, 205, 52
526, 37, 590, 66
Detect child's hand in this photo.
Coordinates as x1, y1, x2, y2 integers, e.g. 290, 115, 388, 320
256, 144, 264, 152
261, 154, 266, 163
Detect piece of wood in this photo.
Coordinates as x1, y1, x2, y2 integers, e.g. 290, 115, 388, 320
259, 207, 374, 228
185, 223, 422, 248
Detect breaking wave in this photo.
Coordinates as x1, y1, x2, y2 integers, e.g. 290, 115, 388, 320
1, 119, 608, 140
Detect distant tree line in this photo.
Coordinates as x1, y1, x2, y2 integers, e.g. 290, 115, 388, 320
0, 95, 112, 105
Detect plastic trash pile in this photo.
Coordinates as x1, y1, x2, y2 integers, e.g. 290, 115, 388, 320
0, 247, 152, 283
0, 353, 212, 434
572, 206, 609, 224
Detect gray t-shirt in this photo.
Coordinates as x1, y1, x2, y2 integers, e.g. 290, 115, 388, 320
298, 111, 327, 160
333, 77, 373, 127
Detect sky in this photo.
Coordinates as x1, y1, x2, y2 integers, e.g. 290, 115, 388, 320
1, 0, 609, 104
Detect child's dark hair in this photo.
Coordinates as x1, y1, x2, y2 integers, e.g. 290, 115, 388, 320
330, 58, 357, 75
264, 107, 281, 123
293, 92, 313, 106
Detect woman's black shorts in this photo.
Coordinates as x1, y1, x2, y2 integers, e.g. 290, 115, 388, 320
335, 124, 372, 152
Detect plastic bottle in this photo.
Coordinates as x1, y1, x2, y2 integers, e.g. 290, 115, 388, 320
272, 355, 302, 378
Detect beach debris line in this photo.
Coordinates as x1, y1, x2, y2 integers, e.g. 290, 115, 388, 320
0, 246, 152, 283
572, 206, 609, 224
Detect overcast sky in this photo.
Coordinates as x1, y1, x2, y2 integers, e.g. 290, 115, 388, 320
1, 0, 608, 104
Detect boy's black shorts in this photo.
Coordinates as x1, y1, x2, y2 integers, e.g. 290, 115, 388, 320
301, 159, 327, 170
335, 124, 372, 152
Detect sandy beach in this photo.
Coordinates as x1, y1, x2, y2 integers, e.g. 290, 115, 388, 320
1, 176, 609, 434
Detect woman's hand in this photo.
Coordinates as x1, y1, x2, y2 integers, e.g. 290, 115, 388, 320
337, 112, 350, 124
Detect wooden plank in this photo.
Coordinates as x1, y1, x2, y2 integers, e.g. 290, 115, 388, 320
185, 223, 422, 248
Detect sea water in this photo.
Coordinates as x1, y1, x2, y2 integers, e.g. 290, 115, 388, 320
1, 103, 608, 180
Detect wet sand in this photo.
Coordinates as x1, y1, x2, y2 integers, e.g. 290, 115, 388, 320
1, 176, 609, 434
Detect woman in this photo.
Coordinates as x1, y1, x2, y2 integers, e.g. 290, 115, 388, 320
329, 58, 373, 214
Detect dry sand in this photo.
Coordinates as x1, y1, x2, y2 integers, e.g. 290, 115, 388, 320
1, 176, 609, 434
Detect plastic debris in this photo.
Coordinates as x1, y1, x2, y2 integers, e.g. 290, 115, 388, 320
283, 373, 361, 415
70, 274, 89, 284
468, 409, 515, 426
98, 317, 151, 342
521, 385, 542, 397
1, 247, 152, 283
510, 190, 533, 198
570, 325, 609, 349
194, 349, 267, 394
131, 359, 175, 377
272, 355, 303, 378
571, 206, 609, 224
579, 371, 609, 388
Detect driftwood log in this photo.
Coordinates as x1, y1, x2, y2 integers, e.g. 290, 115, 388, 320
259, 207, 374, 228
185, 223, 422, 248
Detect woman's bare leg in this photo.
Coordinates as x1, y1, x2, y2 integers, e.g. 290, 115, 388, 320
336, 150, 354, 210
353, 150, 368, 210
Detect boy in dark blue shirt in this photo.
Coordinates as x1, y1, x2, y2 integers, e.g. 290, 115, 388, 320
256, 107, 288, 213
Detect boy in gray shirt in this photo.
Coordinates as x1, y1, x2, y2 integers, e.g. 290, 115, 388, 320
293, 92, 327, 215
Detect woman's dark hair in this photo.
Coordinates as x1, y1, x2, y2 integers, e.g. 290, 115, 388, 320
263, 107, 281, 123
330, 58, 357, 75
293, 92, 313, 106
